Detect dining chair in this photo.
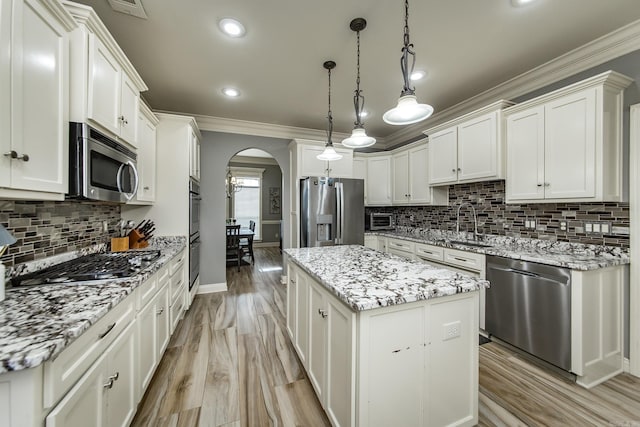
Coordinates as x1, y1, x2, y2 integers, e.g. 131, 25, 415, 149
226, 225, 242, 271
240, 220, 255, 264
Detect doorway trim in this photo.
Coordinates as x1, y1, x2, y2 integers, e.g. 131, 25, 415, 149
630, 103, 640, 376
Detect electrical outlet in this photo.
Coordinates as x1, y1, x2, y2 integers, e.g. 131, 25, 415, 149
585, 222, 593, 233
601, 223, 610, 234
560, 220, 567, 231
593, 223, 601, 233
443, 321, 461, 341
525, 218, 536, 230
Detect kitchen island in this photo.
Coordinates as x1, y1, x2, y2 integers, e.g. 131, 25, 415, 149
285, 245, 488, 427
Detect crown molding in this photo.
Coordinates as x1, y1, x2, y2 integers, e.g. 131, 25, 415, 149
382, 18, 640, 149
42, 0, 77, 31
193, 113, 361, 143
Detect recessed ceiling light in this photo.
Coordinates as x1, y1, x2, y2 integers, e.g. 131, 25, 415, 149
222, 87, 240, 97
219, 18, 245, 37
410, 70, 426, 81
511, 0, 537, 7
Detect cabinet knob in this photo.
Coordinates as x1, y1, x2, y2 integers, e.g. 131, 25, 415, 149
451, 168, 456, 173
103, 378, 114, 389
537, 183, 543, 187
4, 150, 28, 161
318, 309, 328, 318
457, 168, 461, 172
109, 372, 120, 381
119, 115, 129, 125
156, 307, 164, 316
544, 182, 550, 187
143, 186, 150, 190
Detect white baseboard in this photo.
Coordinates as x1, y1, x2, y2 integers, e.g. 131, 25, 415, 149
624, 357, 630, 373
253, 241, 280, 248
197, 282, 227, 294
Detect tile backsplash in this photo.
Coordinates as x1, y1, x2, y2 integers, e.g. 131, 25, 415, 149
367, 180, 629, 248
0, 200, 121, 267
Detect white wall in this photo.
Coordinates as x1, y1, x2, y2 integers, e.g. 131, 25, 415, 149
200, 131, 291, 286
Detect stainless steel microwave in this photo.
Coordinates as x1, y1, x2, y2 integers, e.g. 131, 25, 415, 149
365, 213, 395, 230
68, 122, 139, 203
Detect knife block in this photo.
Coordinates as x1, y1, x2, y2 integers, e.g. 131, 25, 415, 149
129, 229, 149, 249
111, 237, 129, 252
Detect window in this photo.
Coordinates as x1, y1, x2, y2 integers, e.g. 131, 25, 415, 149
229, 167, 264, 240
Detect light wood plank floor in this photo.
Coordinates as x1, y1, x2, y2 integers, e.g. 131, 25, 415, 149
133, 248, 640, 427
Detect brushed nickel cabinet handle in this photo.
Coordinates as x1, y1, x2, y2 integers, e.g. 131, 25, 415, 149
318, 309, 328, 318
103, 378, 114, 389
98, 322, 116, 339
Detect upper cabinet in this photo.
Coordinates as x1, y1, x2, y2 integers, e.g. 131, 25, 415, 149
130, 102, 158, 204
189, 128, 200, 181
426, 100, 514, 186
63, 1, 148, 148
392, 140, 448, 205
0, 0, 76, 200
365, 153, 392, 206
291, 140, 353, 179
504, 71, 633, 203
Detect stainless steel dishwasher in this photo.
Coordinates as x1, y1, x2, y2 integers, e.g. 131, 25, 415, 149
485, 255, 572, 371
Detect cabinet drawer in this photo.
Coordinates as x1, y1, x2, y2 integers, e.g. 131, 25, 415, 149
137, 272, 159, 311
414, 243, 444, 262
43, 296, 135, 409
170, 250, 186, 276
170, 264, 185, 303
387, 238, 415, 254
443, 249, 485, 273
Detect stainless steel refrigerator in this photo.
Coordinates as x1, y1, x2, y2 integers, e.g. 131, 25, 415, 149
300, 177, 364, 247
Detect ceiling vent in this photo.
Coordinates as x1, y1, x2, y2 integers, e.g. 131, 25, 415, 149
107, 0, 148, 19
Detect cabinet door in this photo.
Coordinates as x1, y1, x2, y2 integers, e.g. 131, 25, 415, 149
156, 284, 170, 356
506, 106, 545, 201
457, 112, 498, 181
87, 34, 121, 137
327, 148, 353, 178
366, 156, 391, 205
10, 0, 69, 193
286, 264, 297, 342
189, 129, 200, 180
135, 110, 157, 202
137, 299, 157, 398
428, 127, 458, 185
118, 73, 138, 146
106, 322, 136, 427
307, 281, 326, 401
392, 150, 409, 204
408, 145, 431, 204
325, 295, 355, 427
46, 356, 107, 427
352, 157, 366, 180
544, 88, 596, 199
0, 0, 10, 187
299, 145, 327, 177
363, 235, 378, 250
295, 269, 309, 366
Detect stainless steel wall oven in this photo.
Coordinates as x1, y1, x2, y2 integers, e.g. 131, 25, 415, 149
189, 178, 201, 290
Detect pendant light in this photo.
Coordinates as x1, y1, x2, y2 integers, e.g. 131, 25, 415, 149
342, 18, 376, 149
317, 60, 343, 161
383, 0, 434, 126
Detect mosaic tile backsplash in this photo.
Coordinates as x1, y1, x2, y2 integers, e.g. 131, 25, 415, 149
0, 201, 122, 267
367, 180, 630, 248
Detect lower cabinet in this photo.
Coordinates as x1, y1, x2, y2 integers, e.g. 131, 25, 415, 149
46, 320, 137, 427
287, 261, 478, 427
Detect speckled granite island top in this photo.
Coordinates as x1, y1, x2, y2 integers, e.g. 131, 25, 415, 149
368, 229, 629, 271
285, 245, 488, 311
0, 236, 186, 374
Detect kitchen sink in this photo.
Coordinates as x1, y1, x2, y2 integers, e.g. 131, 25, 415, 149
449, 240, 493, 248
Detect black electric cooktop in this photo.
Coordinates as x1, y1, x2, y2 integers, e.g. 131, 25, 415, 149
10, 250, 162, 287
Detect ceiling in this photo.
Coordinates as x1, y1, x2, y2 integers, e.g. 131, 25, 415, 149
75, 0, 640, 146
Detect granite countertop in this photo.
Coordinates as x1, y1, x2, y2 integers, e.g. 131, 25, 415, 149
0, 236, 186, 374
285, 245, 488, 312
367, 229, 629, 271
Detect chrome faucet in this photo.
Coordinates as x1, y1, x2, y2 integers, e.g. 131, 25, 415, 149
456, 202, 480, 241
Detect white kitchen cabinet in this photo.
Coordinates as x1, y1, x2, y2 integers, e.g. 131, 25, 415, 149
352, 156, 366, 180
363, 234, 378, 250
365, 154, 392, 206
505, 71, 632, 203
46, 321, 137, 427
426, 101, 514, 186
287, 260, 478, 427
286, 262, 310, 366
386, 237, 415, 259
64, 1, 147, 148
293, 140, 353, 178
189, 128, 200, 181
0, 0, 75, 200
392, 141, 448, 205
131, 102, 158, 204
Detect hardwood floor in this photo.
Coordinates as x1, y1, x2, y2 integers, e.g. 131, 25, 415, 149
132, 248, 330, 427
134, 247, 640, 427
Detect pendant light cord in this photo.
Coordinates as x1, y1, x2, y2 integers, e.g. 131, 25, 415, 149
326, 67, 334, 145
400, 0, 416, 96
353, 30, 366, 128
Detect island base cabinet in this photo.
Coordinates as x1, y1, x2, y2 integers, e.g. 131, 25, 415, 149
46, 321, 137, 427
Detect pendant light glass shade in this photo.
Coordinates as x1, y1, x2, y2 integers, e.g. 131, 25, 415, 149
342, 127, 376, 148
383, 0, 434, 126
317, 60, 342, 162
342, 18, 376, 149
382, 95, 434, 125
